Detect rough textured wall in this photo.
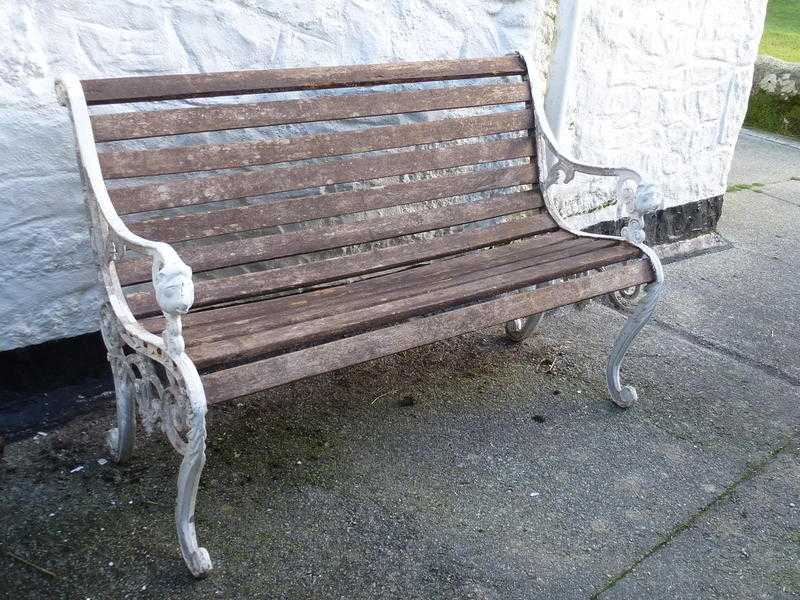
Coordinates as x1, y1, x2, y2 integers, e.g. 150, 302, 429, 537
0, 0, 557, 351
0, 0, 765, 350
556, 0, 767, 227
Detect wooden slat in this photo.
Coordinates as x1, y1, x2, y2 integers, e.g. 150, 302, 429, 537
126, 215, 560, 317
117, 189, 546, 285
129, 163, 536, 243
189, 244, 644, 369
201, 261, 653, 403
172, 236, 609, 340
109, 137, 534, 215
143, 230, 580, 332
100, 109, 533, 179
82, 56, 526, 105
91, 82, 531, 142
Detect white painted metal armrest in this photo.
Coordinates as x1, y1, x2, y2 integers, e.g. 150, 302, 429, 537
517, 51, 666, 408
516, 51, 662, 254
56, 74, 193, 357
516, 51, 664, 303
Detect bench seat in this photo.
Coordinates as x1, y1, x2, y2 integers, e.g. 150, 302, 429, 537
139, 231, 645, 392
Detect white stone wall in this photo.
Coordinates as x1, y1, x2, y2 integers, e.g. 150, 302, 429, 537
0, 0, 556, 351
0, 0, 764, 350
552, 0, 767, 227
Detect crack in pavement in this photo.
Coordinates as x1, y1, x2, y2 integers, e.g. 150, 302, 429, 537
587, 295, 800, 597
752, 187, 800, 209
590, 437, 796, 598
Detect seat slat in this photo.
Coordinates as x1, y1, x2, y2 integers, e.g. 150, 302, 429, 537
188, 243, 642, 369
129, 163, 536, 243
126, 215, 560, 317
200, 261, 654, 403
100, 109, 533, 179
82, 55, 525, 105
91, 82, 531, 142
109, 137, 534, 215
116, 189, 546, 285
160, 235, 605, 339
142, 230, 578, 331
185, 238, 615, 351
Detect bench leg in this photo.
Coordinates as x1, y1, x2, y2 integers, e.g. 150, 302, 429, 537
100, 306, 137, 463
505, 313, 544, 341
174, 386, 213, 578
99, 303, 213, 577
606, 277, 665, 407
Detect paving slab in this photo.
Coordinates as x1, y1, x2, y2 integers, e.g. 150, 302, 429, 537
720, 189, 800, 262
653, 186, 800, 382
759, 179, 800, 206
602, 442, 800, 599
2, 297, 798, 599
728, 131, 800, 186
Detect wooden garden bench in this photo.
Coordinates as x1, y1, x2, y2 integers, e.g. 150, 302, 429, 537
57, 52, 664, 577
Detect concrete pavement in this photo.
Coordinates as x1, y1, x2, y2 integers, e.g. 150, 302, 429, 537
1, 130, 799, 599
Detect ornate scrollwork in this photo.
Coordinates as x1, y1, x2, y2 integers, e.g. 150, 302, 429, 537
513, 49, 667, 409
62, 72, 212, 577
99, 302, 212, 576
608, 285, 644, 311
100, 303, 195, 455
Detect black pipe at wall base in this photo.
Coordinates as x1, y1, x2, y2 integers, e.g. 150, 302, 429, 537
0, 195, 726, 440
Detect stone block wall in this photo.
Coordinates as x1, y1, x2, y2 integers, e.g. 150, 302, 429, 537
746, 55, 800, 138
0, 0, 765, 350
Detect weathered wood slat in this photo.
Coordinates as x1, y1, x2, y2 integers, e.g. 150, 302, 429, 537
173, 236, 610, 341
129, 164, 536, 243
126, 215, 560, 317
189, 245, 646, 369
82, 56, 526, 105
100, 109, 533, 179
142, 230, 580, 332
117, 190, 546, 285
91, 82, 531, 142
109, 137, 534, 215
201, 261, 653, 402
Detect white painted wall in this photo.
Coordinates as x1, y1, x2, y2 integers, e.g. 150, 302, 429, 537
0, 0, 764, 351
551, 0, 767, 227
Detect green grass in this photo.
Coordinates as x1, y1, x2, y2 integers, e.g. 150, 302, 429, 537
745, 88, 800, 137
759, 0, 800, 62
726, 182, 765, 193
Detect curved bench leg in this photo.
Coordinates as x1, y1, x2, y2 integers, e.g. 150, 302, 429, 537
106, 359, 137, 463
505, 312, 545, 342
175, 390, 213, 578
99, 304, 213, 577
100, 306, 137, 463
606, 276, 665, 407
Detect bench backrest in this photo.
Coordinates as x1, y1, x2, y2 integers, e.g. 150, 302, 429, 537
82, 55, 550, 310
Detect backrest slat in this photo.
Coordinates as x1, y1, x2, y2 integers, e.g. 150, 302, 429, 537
91, 82, 530, 142
129, 163, 536, 243
108, 137, 534, 214
99, 109, 533, 179
116, 189, 545, 285
82, 56, 525, 104
82, 54, 544, 306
